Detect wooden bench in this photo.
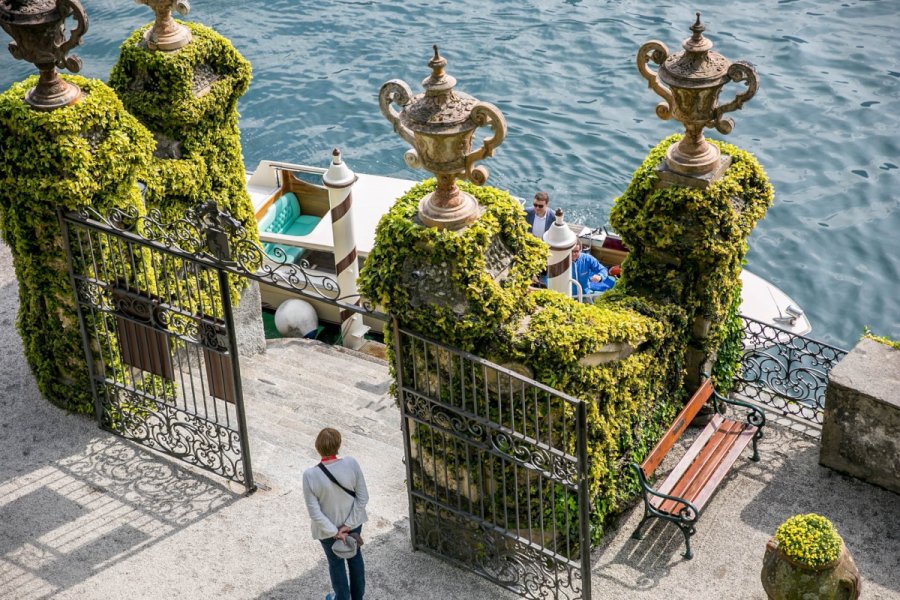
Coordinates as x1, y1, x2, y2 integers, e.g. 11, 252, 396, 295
631, 378, 766, 559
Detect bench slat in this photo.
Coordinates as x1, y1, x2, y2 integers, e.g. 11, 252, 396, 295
659, 420, 744, 511
641, 379, 714, 478
653, 418, 757, 514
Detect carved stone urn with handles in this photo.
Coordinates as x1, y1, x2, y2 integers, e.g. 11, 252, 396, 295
379, 45, 507, 230
637, 13, 758, 185
0, 0, 88, 110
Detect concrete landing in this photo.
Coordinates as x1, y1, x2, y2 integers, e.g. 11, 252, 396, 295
1, 240, 898, 600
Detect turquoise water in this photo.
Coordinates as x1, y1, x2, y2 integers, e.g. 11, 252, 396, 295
1, 0, 897, 349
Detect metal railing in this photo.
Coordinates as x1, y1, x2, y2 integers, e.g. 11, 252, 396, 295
737, 315, 848, 425
394, 323, 592, 600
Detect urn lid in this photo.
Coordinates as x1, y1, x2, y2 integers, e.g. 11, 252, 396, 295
401, 45, 479, 135
0, 0, 62, 24
659, 13, 732, 89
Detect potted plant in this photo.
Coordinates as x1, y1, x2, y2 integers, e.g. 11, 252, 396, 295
761, 513, 861, 599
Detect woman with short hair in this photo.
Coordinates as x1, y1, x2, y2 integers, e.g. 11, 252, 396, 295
303, 427, 369, 600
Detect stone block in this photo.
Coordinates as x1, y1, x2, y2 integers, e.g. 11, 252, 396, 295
819, 338, 900, 494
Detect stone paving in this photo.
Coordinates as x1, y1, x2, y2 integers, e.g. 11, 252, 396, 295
1, 240, 898, 600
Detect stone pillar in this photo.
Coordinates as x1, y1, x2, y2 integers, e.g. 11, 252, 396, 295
322, 149, 367, 350
819, 337, 900, 494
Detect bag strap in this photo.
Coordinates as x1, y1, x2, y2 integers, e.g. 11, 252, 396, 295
317, 462, 356, 498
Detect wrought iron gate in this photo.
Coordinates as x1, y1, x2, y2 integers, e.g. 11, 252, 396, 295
60, 203, 258, 490
60, 201, 387, 492
393, 323, 592, 600
737, 315, 848, 425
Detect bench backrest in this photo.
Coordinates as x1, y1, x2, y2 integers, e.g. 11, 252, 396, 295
640, 379, 714, 478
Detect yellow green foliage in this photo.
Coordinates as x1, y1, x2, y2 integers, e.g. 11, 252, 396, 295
775, 514, 842, 567
360, 180, 689, 541
109, 21, 256, 239
360, 179, 547, 349
863, 327, 900, 350
611, 134, 773, 359
0, 76, 154, 412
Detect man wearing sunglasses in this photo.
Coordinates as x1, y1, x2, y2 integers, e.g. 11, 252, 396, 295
525, 191, 555, 239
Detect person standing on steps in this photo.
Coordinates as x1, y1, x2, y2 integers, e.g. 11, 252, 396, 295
525, 191, 555, 239
303, 427, 369, 600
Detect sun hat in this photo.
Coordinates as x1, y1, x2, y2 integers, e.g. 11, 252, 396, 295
331, 535, 358, 559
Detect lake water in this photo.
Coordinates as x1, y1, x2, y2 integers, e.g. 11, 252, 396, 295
1, 0, 897, 349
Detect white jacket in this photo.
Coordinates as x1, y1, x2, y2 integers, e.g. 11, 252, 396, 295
302, 457, 369, 540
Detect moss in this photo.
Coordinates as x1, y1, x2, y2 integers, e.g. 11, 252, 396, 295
775, 514, 843, 568
863, 328, 900, 350
109, 21, 258, 305
360, 179, 692, 543
110, 22, 256, 242
0, 76, 154, 412
359, 179, 547, 350
611, 134, 773, 360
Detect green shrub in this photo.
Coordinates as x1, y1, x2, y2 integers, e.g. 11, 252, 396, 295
611, 135, 773, 361
0, 76, 154, 412
775, 513, 843, 567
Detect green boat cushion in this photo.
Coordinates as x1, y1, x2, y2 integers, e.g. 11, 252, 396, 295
263, 242, 305, 263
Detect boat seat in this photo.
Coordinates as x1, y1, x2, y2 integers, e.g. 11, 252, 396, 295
257, 192, 322, 262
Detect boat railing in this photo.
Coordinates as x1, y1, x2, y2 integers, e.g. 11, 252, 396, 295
736, 314, 848, 430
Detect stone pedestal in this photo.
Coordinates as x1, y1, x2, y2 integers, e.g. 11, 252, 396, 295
819, 338, 900, 494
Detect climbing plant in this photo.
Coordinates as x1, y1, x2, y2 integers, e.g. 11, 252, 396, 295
0, 76, 154, 412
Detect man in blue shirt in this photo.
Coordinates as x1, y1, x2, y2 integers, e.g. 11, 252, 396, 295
571, 245, 615, 300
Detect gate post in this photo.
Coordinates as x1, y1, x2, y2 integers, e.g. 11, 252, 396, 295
323, 149, 368, 350
576, 399, 592, 599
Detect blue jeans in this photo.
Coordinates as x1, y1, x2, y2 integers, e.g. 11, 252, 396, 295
319, 526, 365, 600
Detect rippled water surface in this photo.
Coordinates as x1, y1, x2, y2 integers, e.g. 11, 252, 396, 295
1, 0, 897, 348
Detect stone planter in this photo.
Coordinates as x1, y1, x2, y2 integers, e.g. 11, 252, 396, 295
761, 538, 861, 600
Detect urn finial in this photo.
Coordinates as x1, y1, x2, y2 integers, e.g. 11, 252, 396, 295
135, 0, 192, 51
637, 13, 759, 183
379, 46, 507, 230
0, 0, 89, 110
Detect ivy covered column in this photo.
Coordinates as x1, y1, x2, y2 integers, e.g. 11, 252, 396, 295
109, 14, 254, 227
0, 76, 154, 412
109, 11, 264, 353
614, 15, 773, 390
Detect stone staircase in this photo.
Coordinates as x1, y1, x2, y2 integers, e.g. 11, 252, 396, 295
237, 338, 405, 492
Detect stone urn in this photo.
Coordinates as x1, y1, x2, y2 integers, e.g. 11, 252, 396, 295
761, 537, 861, 600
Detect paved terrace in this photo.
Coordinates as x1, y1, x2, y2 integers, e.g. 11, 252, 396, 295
1, 242, 898, 600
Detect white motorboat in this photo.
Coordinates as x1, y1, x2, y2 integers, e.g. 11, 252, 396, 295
245, 159, 811, 337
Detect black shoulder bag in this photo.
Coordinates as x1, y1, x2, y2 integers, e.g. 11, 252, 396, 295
317, 462, 356, 498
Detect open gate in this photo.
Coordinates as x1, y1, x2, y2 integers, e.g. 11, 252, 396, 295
393, 323, 593, 600
60, 202, 386, 492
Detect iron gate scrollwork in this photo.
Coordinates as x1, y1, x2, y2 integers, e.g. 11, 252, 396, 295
60, 202, 261, 489
61, 200, 388, 491
737, 315, 848, 425
393, 323, 592, 600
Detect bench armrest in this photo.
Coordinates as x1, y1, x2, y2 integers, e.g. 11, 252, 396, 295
711, 389, 766, 429
631, 463, 700, 522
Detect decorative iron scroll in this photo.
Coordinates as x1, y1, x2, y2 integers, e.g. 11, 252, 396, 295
99, 384, 245, 483
403, 390, 580, 487
413, 498, 583, 600
737, 316, 848, 424
68, 204, 384, 317
394, 325, 591, 600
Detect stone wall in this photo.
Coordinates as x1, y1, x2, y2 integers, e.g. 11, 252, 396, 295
819, 337, 900, 494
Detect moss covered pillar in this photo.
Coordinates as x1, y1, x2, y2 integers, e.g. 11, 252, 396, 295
109, 22, 255, 227
610, 135, 773, 390
0, 76, 154, 412
109, 21, 264, 354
